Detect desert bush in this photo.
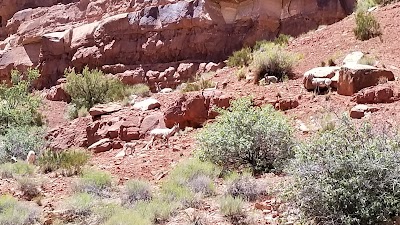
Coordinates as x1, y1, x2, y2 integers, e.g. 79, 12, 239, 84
187, 174, 215, 196
227, 173, 263, 201
17, 178, 40, 200
287, 117, 400, 225
0, 195, 39, 225
128, 83, 150, 97
227, 47, 252, 68
64, 66, 129, 115
219, 195, 244, 217
353, 9, 382, 41
0, 69, 42, 132
181, 76, 215, 93
274, 34, 292, 46
251, 42, 298, 82
235, 67, 247, 81
0, 162, 35, 178
160, 181, 196, 207
123, 179, 153, 205
104, 209, 152, 225
197, 98, 294, 173
135, 199, 177, 223
75, 169, 112, 196
358, 55, 377, 66
65, 192, 94, 217
92, 202, 124, 223
38, 148, 90, 176
0, 126, 44, 163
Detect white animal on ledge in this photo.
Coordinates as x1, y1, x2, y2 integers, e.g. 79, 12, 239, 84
143, 124, 180, 150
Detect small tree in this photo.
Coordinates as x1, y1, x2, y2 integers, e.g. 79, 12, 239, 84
197, 98, 294, 173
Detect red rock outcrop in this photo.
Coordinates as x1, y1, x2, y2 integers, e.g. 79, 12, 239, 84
0, 0, 355, 89
351, 85, 400, 104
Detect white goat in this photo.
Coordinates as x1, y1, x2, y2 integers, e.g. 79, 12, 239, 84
311, 78, 332, 93
122, 142, 136, 155
155, 82, 173, 94
26, 151, 36, 164
143, 124, 180, 150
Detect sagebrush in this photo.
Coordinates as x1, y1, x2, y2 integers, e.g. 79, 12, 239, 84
353, 9, 382, 41
38, 148, 90, 176
0, 195, 39, 225
287, 117, 400, 225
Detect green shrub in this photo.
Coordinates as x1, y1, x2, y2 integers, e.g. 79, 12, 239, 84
227, 47, 252, 68
75, 169, 112, 196
64, 66, 129, 113
160, 181, 196, 207
181, 76, 215, 93
65, 192, 94, 217
227, 173, 263, 201
0, 195, 39, 225
0, 162, 35, 178
235, 67, 247, 81
274, 34, 292, 46
127, 84, 150, 97
17, 178, 40, 200
197, 98, 294, 173
38, 148, 90, 176
0, 69, 42, 132
287, 117, 400, 225
0, 126, 44, 163
92, 203, 124, 223
353, 10, 382, 41
135, 199, 177, 223
251, 42, 298, 82
123, 179, 152, 205
219, 195, 244, 217
104, 209, 152, 225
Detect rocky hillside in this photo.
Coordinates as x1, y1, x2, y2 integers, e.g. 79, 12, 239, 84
0, 0, 354, 89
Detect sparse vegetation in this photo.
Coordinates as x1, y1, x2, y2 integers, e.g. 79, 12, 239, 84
227, 47, 252, 68
353, 9, 382, 41
65, 192, 94, 217
75, 169, 112, 196
135, 199, 177, 223
123, 179, 153, 205
219, 195, 244, 217
64, 66, 131, 119
252, 42, 298, 82
104, 209, 152, 225
0, 126, 44, 163
197, 98, 294, 173
287, 117, 400, 225
38, 148, 90, 176
235, 67, 247, 81
0, 195, 39, 225
181, 75, 215, 93
0, 161, 34, 178
17, 177, 40, 200
227, 173, 264, 201
128, 83, 150, 97
358, 55, 377, 66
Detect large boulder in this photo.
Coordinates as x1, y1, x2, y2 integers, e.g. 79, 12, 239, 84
352, 85, 399, 104
89, 103, 123, 117
133, 98, 161, 111
163, 91, 232, 128
350, 104, 379, 119
43, 84, 71, 102
337, 64, 395, 96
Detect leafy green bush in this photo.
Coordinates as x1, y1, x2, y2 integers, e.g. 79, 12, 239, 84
123, 179, 152, 205
353, 10, 382, 41
227, 47, 252, 68
38, 148, 90, 176
75, 169, 112, 196
287, 117, 400, 225
197, 98, 294, 173
274, 34, 292, 46
219, 195, 244, 217
0, 69, 42, 132
64, 66, 129, 114
65, 192, 94, 217
0, 195, 39, 225
251, 42, 298, 82
0, 126, 44, 163
0, 162, 35, 178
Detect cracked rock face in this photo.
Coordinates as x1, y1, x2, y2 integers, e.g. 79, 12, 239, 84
0, 0, 355, 88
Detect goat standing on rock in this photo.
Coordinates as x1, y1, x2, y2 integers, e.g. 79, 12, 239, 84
143, 124, 180, 150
